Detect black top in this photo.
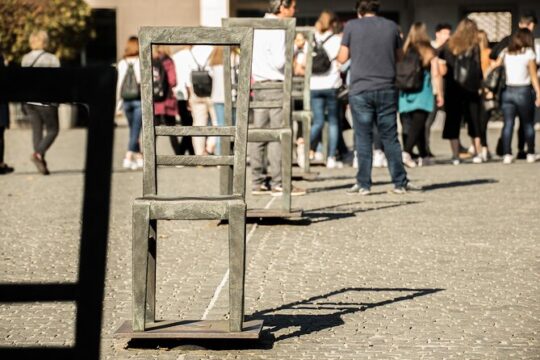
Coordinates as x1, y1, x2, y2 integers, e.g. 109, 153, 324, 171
0, 55, 9, 128
490, 35, 511, 61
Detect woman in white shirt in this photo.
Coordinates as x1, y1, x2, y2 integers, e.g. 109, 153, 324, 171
309, 11, 343, 168
116, 36, 142, 170
497, 29, 540, 164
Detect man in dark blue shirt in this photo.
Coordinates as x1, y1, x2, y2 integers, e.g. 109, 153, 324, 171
337, 0, 417, 195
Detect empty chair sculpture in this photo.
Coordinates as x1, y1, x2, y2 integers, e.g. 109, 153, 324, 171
130, 26, 254, 335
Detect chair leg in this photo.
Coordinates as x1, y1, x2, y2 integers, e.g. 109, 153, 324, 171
220, 137, 233, 195
228, 202, 246, 332
132, 204, 151, 331
145, 219, 157, 324
302, 115, 311, 173
281, 129, 292, 212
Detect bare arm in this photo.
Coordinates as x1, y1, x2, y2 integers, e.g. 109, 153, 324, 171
430, 56, 444, 107
337, 45, 350, 64
529, 60, 540, 107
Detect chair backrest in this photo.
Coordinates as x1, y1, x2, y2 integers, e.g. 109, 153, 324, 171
293, 27, 314, 111
138, 27, 254, 198
222, 18, 296, 128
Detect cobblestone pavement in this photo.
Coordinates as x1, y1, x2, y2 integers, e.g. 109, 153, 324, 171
1, 127, 539, 359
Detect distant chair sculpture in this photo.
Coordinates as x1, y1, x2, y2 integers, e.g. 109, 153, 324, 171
119, 26, 262, 339
220, 17, 298, 217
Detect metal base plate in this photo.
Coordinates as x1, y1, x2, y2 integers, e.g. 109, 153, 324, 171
114, 320, 263, 340
247, 208, 303, 219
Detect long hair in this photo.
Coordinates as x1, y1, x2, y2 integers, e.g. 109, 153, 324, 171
403, 22, 433, 66
268, 0, 294, 15
508, 28, 534, 54
123, 36, 139, 58
477, 30, 489, 51
209, 46, 224, 66
315, 10, 337, 33
448, 19, 479, 55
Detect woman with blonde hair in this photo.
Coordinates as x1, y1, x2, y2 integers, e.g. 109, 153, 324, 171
21, 30, 60, 175
398, 22, 444, 167
117, 36, 143, 170
438, 19, 483, 165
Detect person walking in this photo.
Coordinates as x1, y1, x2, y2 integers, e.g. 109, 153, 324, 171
398, 22, 444, 168
337, 0, 417, 195
117, 36, 143, 170
152, 45, 179, 153
187, 45, 217, 155
309, 10, 344, 169
172, 46, 195, 156
438, 19, 483, 165
21, 30, 60, 175
494, 28, 540, 164
250, 0, 305, 196
0, 55, 13, 175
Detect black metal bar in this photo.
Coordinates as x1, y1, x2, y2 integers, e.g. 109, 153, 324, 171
0, 284, 78, 302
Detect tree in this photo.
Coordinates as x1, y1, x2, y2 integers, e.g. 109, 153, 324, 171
0, 0, 93, 63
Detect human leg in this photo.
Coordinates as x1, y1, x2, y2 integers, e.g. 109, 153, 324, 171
190, 97, 209, 155
501, 89, 517, 156
349, 92, 375, 190
178, 100, 195, 155
36, 106, 59, 157
309, 90, 325, 152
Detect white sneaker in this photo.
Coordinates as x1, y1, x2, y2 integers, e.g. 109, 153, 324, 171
314, 152, 324, 161
296, 143, 305, 169
123, 158, 133, 169
418, 157, 433, 167
326, 157, 343, 169
472, 155, 483, 164
467, 145, 476, 156
353, 151, 358, 169
373, 150, 385, 168
526, 154, 537, 163
452, 157, 461, 166
502, 154, 513, 164
402, 152, 417, 168
135, 157, 144, 168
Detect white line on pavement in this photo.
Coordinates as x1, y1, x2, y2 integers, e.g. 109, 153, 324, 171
201, 196, 276, 320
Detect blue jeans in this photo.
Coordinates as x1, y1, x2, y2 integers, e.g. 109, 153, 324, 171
310, 88, 339, 157
123, 100, 142, 153
501, 86, 536, 155
349, 89, 408, 190
214, 102, 225, 154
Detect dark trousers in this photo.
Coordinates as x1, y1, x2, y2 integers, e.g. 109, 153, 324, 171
349, 89, 408, 190
26, 104, 59, 157
0, 126, 5, 163
177, 100, 195, 155
155, 115, 181, 155
501, 86, 536, 155
402, 110, 429, 158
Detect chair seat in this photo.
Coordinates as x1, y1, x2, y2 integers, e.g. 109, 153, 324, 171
134, 194, 244, 220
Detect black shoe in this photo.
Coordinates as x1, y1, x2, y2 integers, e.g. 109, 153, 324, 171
0, 164, 14, 174
496, 138, 503, 157
516, 151, 527, 160
30, 153, 49, 175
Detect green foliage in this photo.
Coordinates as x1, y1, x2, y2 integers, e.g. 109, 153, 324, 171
0, 0, 93, 63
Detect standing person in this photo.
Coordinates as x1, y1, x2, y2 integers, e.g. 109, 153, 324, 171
250, 0, 305, 196
117, 36, 143, 170
187, 45, 217, 155
425, 23, 451, 157
0, 54, 13, 175
309, 10, 344, 169
492, 12, 538, 158
209, 46, 225, 154
21, 30, 60, 175
494, 29, 540, 164
438, 19, 483, 165
172, 46, 195, 155
152, 45, 179, 153
478, 30, 493, 162
398, 22, 444, 168
337, 0, 416, 195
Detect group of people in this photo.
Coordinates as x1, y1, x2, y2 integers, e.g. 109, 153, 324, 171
1, 0, 539, 191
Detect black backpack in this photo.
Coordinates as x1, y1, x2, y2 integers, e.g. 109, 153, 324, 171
453, 46, 482, 93
120, 62, 140, 100
190, 51, 213, 98
396, 48, 424, 92
312, 34, 334, 75
152, 58, 169, 102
